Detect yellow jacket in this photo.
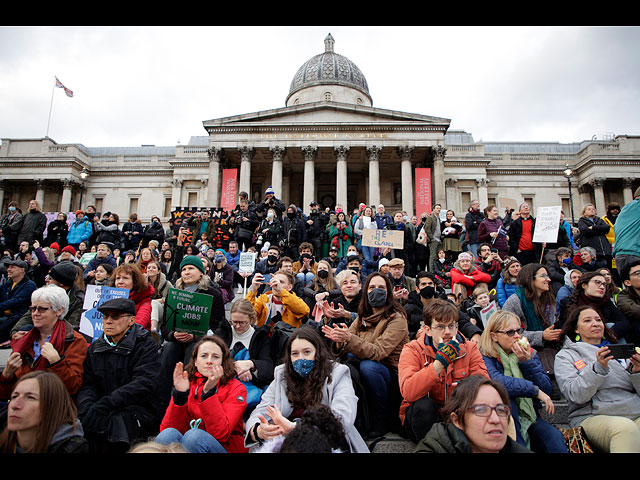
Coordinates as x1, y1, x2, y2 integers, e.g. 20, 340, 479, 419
245, 288, 310, 331
603, 216, 616, 268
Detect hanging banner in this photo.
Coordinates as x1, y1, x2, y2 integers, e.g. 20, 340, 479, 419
220, 169, 238, 212
169, 207, 232, 248
415, 168, 432, 218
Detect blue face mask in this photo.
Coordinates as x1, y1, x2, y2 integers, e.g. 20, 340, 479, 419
292, 358, 315, 378
562, 257, 572, 265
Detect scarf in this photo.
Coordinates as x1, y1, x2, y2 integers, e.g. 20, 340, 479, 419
497, 345, 536, 448
10, 320, 67, 370
515, 286, 545, 331
576, 292, 608, 317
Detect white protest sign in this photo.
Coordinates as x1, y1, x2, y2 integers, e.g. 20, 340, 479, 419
362, 229, 405, 250
79, 285, 130, 342
238, 251, 256, 274
479, 301, 498, 329
532, 206, 562, 244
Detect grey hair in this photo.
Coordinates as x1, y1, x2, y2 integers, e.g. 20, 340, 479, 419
580, 246, 597, 259
31, 285, 69, 319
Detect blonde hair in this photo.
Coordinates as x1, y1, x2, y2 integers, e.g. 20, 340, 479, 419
478, 310, 521, 359
230, 298, 258, 325
128, 441, 187, 453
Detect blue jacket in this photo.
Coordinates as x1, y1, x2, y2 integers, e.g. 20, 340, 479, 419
67, 218, 93, 245
0, 276, 38, 324
482, 353, 551, 405
374, 213, 393, 230
614, 199, 640, 257
83, 254, 117, 280
226, 251, 241, 271
496, 278, 517, 308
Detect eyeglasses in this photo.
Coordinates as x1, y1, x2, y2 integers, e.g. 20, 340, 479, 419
495, 328, 524, 337
431, 323, 458, 332
231, 321, 250, 327
534, 274, 550, 279
629, 271, 640, 278
467, 404, 511, 417
29, 305, 53, 313
589, 279, 607, 287
102, 313, 133, 321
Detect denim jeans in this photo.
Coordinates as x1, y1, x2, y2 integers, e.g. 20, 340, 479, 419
349, 354, 392, 432
296, 272, 315, 284
155, 427, 227, 453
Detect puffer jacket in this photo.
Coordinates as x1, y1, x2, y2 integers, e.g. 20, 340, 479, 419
398, 330, 489, 425
450, 260, 492, 298
554, 336, 640, 428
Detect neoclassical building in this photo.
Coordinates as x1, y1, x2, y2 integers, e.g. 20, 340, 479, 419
2, 34, 639, 224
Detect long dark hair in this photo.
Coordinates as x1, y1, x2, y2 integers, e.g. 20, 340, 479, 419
357, 272, 407, 321
517, 263, 555, 325
566, 271, 609, 320
560, 304, 617, 344
283, 327, 334, 410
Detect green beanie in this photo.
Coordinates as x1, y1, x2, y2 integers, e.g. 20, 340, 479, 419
180, 255, 205, 274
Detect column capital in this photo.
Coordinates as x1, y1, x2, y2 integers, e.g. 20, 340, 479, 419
476, 178, 489, 188
238, 146, 255, 161
36, 179, 47, 188
433, 145, 447, 160
62, 178, 75, 189
366, 145, 381, 161
207, 146, 224, 161
590, 177, 606, 188
622, 177, 634, 188
334, 145, 350, 160
397, 146, 414, 160
445, 178, 457, 187
270, 146, 286, 160
301, 145, 317, 161
200, 176, 208, 186
171, 178, 183, 188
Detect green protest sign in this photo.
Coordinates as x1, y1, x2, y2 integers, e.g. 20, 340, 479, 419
166, 287, 214, 336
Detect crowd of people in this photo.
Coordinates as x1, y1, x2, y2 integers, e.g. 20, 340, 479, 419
0, 184, 639, 454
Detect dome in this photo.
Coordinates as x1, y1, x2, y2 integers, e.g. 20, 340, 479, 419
286, 34, 372, 107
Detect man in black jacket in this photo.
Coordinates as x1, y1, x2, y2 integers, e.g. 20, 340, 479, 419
464, 200, 485, 259
235, 199, 259, 251
305, 201, 326, 261
77, 298, 161, 453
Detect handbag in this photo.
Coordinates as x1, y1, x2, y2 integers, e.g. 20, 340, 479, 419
560, 426, 594, 453
416, 227, 428, 246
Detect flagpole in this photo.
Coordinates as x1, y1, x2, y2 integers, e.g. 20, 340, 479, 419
46, 78, 56, 138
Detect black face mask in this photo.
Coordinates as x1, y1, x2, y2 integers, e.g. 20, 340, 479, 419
300, 253, 313, 261
287, 212, 296, 219
349, 266, 360, 273
267, 254, 278, 264
419, 285, 436, 299
317, 270, 329, 279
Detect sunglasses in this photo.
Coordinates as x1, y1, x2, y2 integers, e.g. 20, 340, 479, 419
495, 328, 524, 337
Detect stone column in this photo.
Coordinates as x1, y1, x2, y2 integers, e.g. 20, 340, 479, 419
445, 178, 457, 212
367, 146, 381, 207
622, 177, 634, 206
35, 179, 46, 207
270, 146, 285, 200
591, 177, 606, 216
398, 147, 414, 215
200, 177, 208, 206
60, 179, 73, 212
171, 178, 183, 208
433, 145, 447, 207
206, 147, 222, 207
578, 184, 592, 212
476, 178, 489, 209
335, 146, 349, 211
302, 146, 317, 214
238, 147, 254, 195
0, 181, 5, 213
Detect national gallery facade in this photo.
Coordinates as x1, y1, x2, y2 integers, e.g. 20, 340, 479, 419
2, 34, 639, 224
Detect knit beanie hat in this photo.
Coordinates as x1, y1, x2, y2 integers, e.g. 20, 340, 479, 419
61, 245, 76, 256
49, 261, 78, 287
180, 255, 205, 274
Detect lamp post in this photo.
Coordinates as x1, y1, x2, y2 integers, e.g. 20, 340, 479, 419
563, 163, 575, 226
78, 167, 89, 210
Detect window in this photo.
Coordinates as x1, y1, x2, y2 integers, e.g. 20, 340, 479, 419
324, 91, 333, 101
129, 197, 139, 217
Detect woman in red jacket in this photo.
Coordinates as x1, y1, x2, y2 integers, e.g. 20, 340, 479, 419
450, 252, 491, 300
111, 263, 154, 330
156, 335, 248, 453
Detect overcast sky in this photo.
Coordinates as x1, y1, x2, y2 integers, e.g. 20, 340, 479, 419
2, 25, 639, 148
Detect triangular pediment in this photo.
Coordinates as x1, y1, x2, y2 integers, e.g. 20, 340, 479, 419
203, 101, 450, 131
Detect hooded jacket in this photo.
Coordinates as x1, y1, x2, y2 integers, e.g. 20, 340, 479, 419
130, 283, 155, 330
414, 421, 531, 453
398, 330, 489, 425
554, 336, 640, 428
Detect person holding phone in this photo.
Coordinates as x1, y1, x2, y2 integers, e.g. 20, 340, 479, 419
555, 305, 640, 452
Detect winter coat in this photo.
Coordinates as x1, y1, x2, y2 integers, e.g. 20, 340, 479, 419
17, 210, 47, 245
244, 363, 369, 453
83, 254, 117, 281
502, 292, 556, 348
554, 336, 640, 428
160, 372, 249, 453
257, 218, 282, 246
77, 323, 161, 439
245, 288, 310, 331
130, 283, 155, 330
94, 222, 123, 249
478, 217, 509, 256
547, 259, 580, 294
613, 199, 640, 258
122, 221, 144, 251
141, 221, 165, 248
450, 260, 492, 298
66, 217, 93, 246
508, 216, 538, 256
414, 422, 531, 453
617, 288, 640, 324
0, 320, 88, 400
334, 310, 409, 372
496, 277, 518, 308
578, 216, 612, 258
211, 262, 235, 303
43, 219, 69, 249
0, 211, 24, 249
0, 275, 38, 327
329, 223, 354, 258
398, 330, 489, 425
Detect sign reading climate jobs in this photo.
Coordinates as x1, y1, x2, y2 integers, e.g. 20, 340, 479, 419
166, 288, 214, 336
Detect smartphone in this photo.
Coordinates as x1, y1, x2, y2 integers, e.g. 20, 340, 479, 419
606, 344, 637, 359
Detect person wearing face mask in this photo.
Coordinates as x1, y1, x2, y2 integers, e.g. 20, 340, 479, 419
301, 260, 340, 317
404, 272, 482, 342
257, 207, 282, 248
0, 201, 24, 253
244, 327, 368, 452
322, 272, 409, 439
282, 205, 307, 261
398, 298, 489, 444
210, 248, 235, 304
292, 242, 317, 285
141, 215, 165, 249
547, 247, 580, 294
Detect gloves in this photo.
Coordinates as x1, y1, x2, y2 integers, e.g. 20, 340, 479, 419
435, 340, 460, 368
81, 403, 111, 434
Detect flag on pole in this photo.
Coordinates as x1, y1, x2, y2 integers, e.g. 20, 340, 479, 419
55, 76, 74, 97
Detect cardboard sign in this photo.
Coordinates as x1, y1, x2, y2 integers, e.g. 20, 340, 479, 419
238, 251, 256, 274
166, 287, 214, 336
170, 207, 232, 248
532, 206, 562, 244
479, 301, 498, 329
79, 285, 130, 342
361, 229, 405, 250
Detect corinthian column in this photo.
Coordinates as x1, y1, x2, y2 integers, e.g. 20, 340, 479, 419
335, 146, 349, 210
207, 147, 222, 207
398, 146, 414, 215
270, 146, 285, 200
433, 145, 447, 207
302, 146, 317, 214
238, 147, 254, 195
367, 146, 381, 207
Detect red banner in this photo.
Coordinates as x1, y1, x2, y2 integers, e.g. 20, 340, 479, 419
415, 168, 432, 218
220, 169, 237, 211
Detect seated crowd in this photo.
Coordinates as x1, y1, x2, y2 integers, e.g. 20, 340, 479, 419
0, 186, 639, 454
